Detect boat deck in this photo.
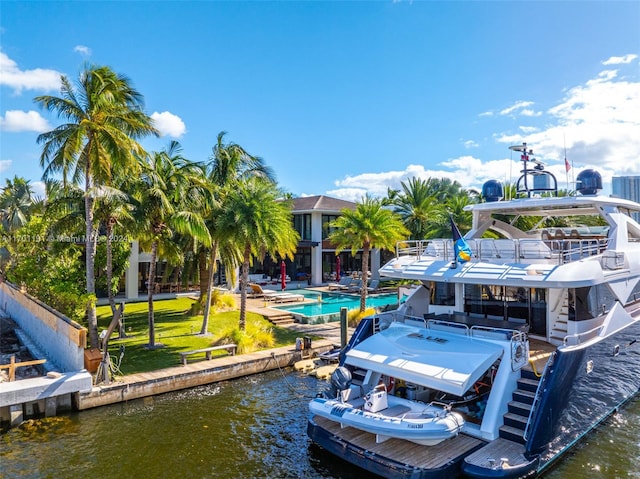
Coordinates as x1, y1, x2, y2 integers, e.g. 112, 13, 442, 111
525, 337, 556, 374
313, 415, 484, 470
463, 437, 529, 468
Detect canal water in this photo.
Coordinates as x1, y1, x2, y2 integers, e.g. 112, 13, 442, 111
1, 369, 638, 479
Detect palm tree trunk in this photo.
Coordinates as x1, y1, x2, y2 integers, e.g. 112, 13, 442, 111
239, 244, 251, 331
85, 179, 99, 349
148, 241, 158, 347
106, 222, 116, 314
200, 242, 218, 335
360, 245, 370, 313
198, 246, 208, 300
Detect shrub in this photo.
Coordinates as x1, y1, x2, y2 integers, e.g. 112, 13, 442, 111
220, 317, 275, 354
347, 307, 377, 328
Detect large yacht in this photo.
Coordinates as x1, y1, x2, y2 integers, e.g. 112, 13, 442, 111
307, 143, 640, 478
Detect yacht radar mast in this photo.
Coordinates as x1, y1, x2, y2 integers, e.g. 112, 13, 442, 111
509, 142, 558, 198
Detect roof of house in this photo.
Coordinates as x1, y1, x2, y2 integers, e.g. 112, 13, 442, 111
291, 195, 356, 213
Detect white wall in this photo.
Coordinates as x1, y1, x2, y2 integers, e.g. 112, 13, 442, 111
0, 281, 86, 372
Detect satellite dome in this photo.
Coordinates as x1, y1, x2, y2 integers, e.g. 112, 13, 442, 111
576, 169, 602, 195
482, 180, 503, 202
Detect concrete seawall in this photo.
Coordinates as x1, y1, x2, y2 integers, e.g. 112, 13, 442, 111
77, 340, 335, 410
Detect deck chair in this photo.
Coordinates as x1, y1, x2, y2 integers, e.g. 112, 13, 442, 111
248, 283, 279, 298
346, 279, 363, 292
367, 279, 380, 293
328, 277, 353, 291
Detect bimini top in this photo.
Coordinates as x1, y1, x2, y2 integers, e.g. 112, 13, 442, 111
344, 322, 504, 397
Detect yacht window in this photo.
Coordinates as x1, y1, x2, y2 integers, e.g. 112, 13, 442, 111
463, 285, 546, 331
572, 285, 616, 320
430, 282, 455, 306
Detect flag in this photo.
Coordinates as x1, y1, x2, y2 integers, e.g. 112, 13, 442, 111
564, 157, 571, 172
450, 216, 472, 264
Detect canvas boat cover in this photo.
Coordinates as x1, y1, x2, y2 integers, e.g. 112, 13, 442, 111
345, 323, 504, 397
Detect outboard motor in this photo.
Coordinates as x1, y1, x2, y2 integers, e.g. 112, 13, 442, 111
326, 366, 352, 399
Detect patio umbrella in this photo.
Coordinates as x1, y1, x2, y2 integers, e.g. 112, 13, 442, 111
280, 260, 286, 291
336, 256, 341, 279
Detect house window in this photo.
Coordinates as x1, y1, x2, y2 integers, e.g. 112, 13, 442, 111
293, 214, 311, 241
322, 214, 340, 239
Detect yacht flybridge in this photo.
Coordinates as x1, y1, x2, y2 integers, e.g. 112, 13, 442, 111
307, 143, 640, 479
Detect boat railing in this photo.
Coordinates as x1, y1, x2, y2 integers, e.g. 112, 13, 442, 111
523, 352, 555, 442
562, 324, 605, 346
395, 237, 610, 265
426, 319, 470, 336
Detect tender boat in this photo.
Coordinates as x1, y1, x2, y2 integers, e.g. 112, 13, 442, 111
309, 382, 464, 446
307, 143, 640, 479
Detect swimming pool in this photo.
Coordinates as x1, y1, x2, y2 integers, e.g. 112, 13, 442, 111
273, 290, 398, 324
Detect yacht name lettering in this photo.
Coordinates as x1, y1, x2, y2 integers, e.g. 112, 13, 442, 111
424, 335, 447, 343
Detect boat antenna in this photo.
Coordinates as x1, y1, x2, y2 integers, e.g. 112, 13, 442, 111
509, 142, 534, 198
563, 134, 571, 194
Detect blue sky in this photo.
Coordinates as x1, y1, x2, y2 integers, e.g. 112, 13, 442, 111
1, 1, 639, 201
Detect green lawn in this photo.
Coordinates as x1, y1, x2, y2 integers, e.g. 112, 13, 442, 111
96, 297, 300, 376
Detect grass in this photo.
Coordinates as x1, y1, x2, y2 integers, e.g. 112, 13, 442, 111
96, 297, 301, 376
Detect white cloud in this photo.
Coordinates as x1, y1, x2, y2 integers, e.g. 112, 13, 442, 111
499, 101, 535, 116
73, 45, 92, 56
602, 54, 638, 65
31, 181, 46, 199
151, 111, 186, 137
0, 51, 62, 94
0, 110, 51, 132
463, 139, 479, 149
0, 159, 12, 173
497, 63, 640, 176
327, 60, 640, 199
324, 187, 369, 202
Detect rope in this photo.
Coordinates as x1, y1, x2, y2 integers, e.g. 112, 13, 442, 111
270, 352, 313, 399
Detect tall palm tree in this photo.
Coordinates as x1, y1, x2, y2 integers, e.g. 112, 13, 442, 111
92, 185, 133, 317
199, 131, 276, 334
329, 195, 410, 312
216, 177, 299, 330
35, 65, 157, 349
133, 141, 210, 348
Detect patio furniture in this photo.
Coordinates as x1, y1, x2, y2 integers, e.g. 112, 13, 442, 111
327, 277, 353, 291
248, 283, 280, 298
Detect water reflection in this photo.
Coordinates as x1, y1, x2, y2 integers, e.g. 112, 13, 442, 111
1, 370, 638, 479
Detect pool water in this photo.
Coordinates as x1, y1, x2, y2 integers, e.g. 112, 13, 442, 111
273, 290, 398, 323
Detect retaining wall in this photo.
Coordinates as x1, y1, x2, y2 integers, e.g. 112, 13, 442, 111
77, 340, 335, 410
0, 281, 86, 372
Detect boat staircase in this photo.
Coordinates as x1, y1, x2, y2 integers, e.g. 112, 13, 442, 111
499, 368, 541, 445
549, 295, 570, 346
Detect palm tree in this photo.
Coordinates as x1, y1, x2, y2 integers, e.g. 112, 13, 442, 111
0, 176, 36, 233
199, 131, 276, 334
329, 195, 410, 312
132, 141, 210, 348
216, 177, 299, 330
92, 185, 133, 317
390, 177, 440, 240
35, 65, 157, 349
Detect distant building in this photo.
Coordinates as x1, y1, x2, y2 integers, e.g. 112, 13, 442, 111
612, 175, 640, 222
